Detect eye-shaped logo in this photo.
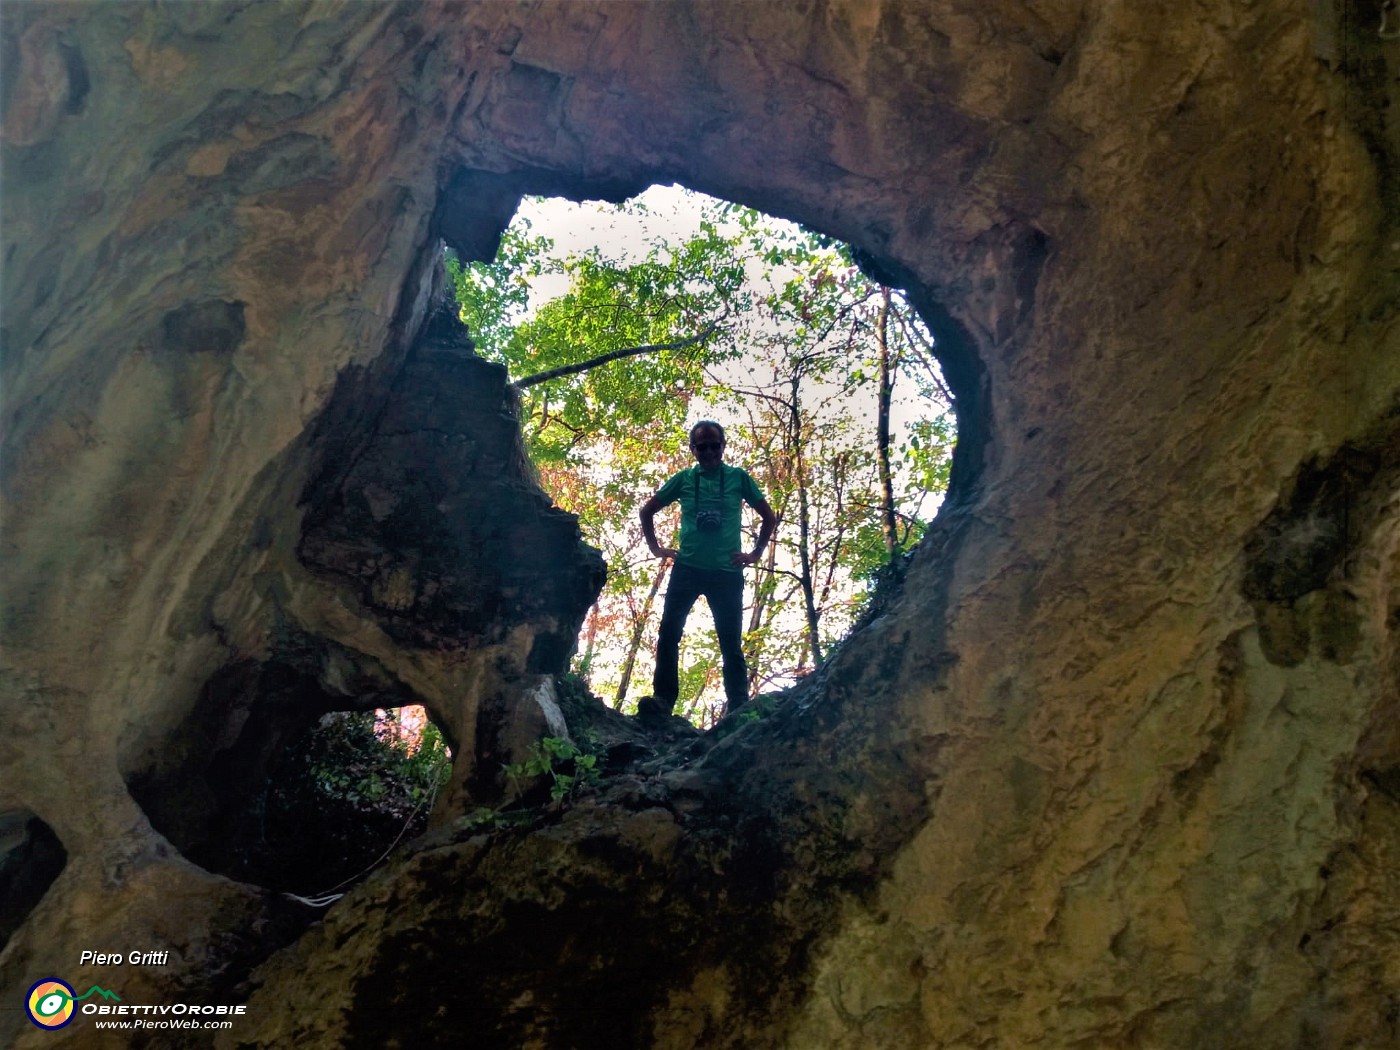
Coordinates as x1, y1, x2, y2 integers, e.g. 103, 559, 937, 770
26, 979, 76, 1029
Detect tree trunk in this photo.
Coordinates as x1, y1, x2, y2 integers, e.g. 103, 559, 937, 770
791, 373, 824, 667
875, 286, 898, 558
745, 540, 781, 694
613, 559, 670, 708
577, 602, 600, 684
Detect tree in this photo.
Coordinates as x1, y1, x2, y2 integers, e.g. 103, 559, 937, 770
704, 226, 950, 673
450, 211, 749, 468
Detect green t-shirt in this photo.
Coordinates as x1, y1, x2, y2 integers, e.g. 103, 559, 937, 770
653, 464, 766, 572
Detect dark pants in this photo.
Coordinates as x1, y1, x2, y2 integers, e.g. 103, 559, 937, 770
653, 562, 748, 713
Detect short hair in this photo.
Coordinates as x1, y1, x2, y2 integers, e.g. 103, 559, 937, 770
689, 419, 726, 443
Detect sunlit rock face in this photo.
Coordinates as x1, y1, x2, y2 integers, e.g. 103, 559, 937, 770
2, 2, 1397, 1048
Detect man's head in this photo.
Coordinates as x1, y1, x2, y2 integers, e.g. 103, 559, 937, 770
689, 420, 726, 470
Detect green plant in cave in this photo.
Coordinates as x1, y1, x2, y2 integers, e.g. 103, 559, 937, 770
400, 723, 454, 802
303, 711, 452, 810
503, 736, 601, 805
235, 710, 456, 893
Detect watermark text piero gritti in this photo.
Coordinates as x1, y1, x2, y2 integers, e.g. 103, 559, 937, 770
80, 950, 170, 966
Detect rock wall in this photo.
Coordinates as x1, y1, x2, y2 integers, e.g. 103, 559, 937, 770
2, 1, 1397, 1048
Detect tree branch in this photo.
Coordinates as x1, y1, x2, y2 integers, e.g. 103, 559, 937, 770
513, 321, 722, 389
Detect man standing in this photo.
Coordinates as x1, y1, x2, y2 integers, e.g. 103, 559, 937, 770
638, 421, 778, 721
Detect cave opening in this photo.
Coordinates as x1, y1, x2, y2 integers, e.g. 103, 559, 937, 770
122, 651, 453, 897
113, 172, 977, 894
0, 810, 67, 951
243, 705, 453, 899
107, 171, 978, 903
443, 184, 960, 729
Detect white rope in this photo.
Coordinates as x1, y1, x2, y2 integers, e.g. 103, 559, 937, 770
281, 764, 448, 907
282, 892, 345, 909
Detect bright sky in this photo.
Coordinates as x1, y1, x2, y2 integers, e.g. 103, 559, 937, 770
518, 183, 708, 261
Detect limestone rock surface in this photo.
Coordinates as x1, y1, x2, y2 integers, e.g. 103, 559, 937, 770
2, 1, 1397, 1048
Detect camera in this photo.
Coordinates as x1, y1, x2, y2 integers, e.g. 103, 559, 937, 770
696, 509, 722, 532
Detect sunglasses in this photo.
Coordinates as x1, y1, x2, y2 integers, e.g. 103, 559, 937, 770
691, 442, 724, 452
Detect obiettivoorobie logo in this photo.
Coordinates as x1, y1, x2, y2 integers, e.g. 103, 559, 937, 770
25, 979, 121, 1030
